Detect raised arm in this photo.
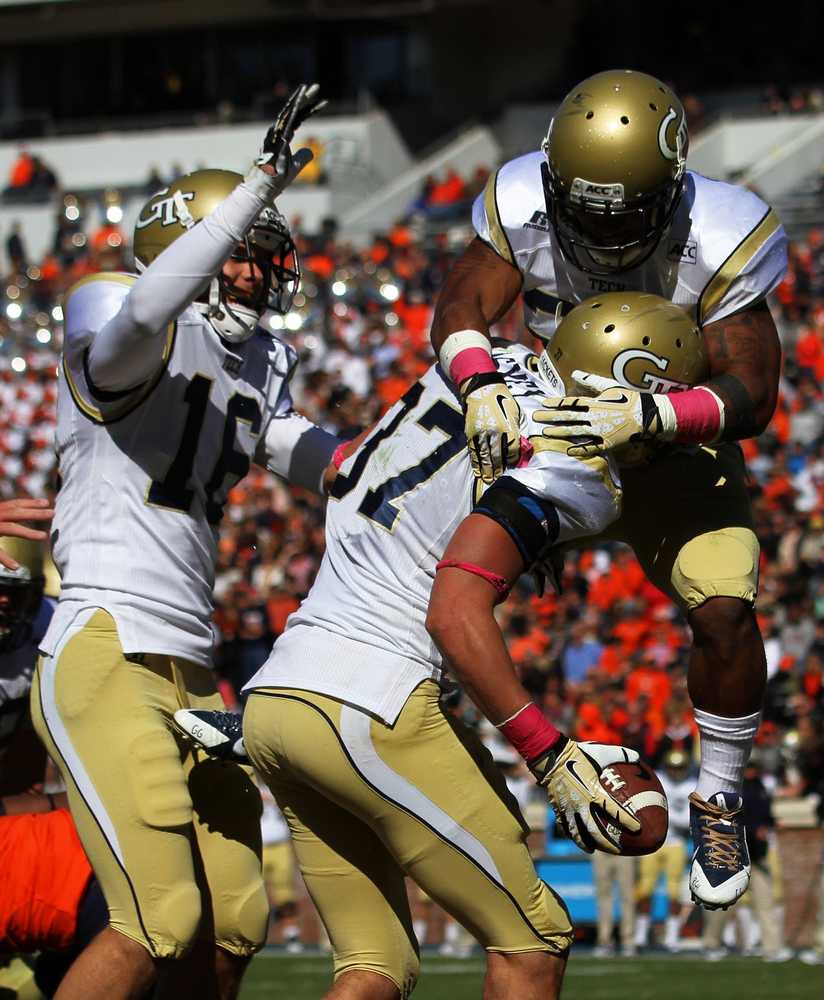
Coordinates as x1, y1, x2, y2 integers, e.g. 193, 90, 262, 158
430, 238, 524, 484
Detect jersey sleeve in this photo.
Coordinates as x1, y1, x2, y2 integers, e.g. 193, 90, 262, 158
472, 152, 549, 276
696, 188, 789, 325
256, 342, 339, 494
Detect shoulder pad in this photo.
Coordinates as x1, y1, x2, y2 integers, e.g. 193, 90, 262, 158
64, 272, 137, 347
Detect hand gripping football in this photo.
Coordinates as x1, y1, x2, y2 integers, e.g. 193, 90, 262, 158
598, 760, 668, 856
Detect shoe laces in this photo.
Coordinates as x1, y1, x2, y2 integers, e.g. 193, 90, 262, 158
690, 793, 742, 869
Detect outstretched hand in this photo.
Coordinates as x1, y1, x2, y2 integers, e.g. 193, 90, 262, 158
0, 497, 54, 571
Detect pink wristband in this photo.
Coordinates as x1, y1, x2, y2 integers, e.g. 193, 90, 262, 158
669, 387, 723, 444
498, 703, 562, 763
332, 443, 348, 470
449, 348, 496, 387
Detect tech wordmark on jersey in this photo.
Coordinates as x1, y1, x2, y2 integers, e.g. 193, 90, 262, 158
475, 154, 788, 344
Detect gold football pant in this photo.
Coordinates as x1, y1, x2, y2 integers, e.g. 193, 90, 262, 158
261, 842, 297, 908
30, 609, 268, 960
597, 444, 759, 611
244, 682, 573, 995
636, 842, 687, 901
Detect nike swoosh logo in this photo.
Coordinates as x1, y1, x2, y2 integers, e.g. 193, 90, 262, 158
494, 394, 513, 417
565, 759, 591, 791
608, 394, 629, 404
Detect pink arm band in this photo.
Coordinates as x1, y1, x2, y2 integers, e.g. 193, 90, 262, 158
331, 443, 348, 470
498, 703, 562, 763
449, 348, 497, 387
435, 559, 510, 603
669, 387, 723, 444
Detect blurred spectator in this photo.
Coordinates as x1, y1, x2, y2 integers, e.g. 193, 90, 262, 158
5, 222, 26, 273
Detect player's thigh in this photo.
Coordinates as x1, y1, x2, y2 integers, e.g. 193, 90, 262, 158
246, 684, 572, 956
31, 611, 200, 959
636, 850, 665, 899
245, 696, 419, 991
179, 664, 268, 958
261, 843, 297, 906
664, 844, 686, 897
609, 444, 758, 612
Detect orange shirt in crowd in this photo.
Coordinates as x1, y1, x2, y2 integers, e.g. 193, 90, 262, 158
8, 152, 34, 188
0, 809, 92, 953
625, 664, 672, 715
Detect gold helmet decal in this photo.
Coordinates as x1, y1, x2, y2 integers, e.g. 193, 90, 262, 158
133, 169, 243, 269
132, 168, 300, 342
541, 292, 708, 396
542, 70, 688, 275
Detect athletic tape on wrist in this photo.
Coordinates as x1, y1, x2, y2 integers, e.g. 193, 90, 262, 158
331, 442, 348, 470
438, 330, 495, 386
669, 386, 725, 444
496, 702, 562, 763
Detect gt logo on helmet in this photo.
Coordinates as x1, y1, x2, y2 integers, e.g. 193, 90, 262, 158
135, 191, 195, 230
612, 347, 690, 395
658, 107, 688, 163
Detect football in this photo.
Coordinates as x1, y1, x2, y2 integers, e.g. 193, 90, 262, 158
599, 760, 669, 856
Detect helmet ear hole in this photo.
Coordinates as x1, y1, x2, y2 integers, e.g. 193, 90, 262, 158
604, 324, 615, 333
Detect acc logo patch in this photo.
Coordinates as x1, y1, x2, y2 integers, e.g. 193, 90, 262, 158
668, 239, 697, 264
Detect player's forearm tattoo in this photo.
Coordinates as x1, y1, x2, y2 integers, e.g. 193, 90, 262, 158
702, 302, 781, 441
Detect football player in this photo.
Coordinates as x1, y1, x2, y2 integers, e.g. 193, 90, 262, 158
0, 538, 109, 1000
174, 300, 689, 1000
1, 537, 55, 802
29, 84, 342, 1000
430, 69, 788, 910
633, 750, 693, 952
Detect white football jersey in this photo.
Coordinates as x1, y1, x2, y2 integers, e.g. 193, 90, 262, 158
474, 153, 788, 342
659, 771, 693, 844
246, 343, 621, 723
42, 273, 304, 667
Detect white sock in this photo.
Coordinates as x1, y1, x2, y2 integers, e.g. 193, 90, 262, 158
665, 915, 681, 948
694, 708, 760, 799
413, 919, 427, 944
634, 913, 650, 947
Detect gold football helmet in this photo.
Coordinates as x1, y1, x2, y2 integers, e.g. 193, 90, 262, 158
133, 168, 299, 342
538, 292, 708, 463
542, 70, 688, 274
541, 292, 707, 394
0, 537, 45, 649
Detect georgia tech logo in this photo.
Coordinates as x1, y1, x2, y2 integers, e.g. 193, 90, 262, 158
658, 107, 688, 163
612, 348, 689, 394
135, 190, 195, 229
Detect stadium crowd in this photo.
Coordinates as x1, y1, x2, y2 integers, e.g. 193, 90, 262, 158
1, 191, 823, 954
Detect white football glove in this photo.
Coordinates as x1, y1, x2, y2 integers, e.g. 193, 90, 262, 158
529, 737, 641, 854
460, 373, 522, 484
534, 370, 675, 459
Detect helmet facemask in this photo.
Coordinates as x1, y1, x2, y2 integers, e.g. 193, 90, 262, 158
541, 156, 684, 276
206, 207, 300, 344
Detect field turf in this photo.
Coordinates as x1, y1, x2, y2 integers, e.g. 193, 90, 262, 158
241, 951, 823, 998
